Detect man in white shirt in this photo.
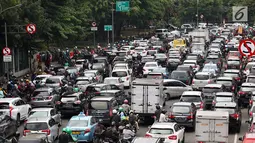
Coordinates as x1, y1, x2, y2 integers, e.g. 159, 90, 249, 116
159, 109, 168, 122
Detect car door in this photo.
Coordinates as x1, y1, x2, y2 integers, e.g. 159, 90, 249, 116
48, 119, 58, 141
174, 124, 184, 141
175, 81, 191, 95
50, 109, 61, 125
15, 100, 27, 118
163, 81, 178, 98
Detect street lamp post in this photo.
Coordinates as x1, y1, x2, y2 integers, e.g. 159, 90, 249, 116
196, 0, 199, 27
111, 2, 115, 46
0, 3, 22, 80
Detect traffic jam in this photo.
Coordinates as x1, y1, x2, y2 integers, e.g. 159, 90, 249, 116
2, 23, 255, 143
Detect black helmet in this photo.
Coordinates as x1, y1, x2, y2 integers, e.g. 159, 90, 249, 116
161, 109, 167, 114
98, 119, 103, 124
111, 121, 116, 126
156, 105, 160, 110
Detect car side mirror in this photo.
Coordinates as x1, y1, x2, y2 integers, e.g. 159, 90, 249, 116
239, 137, 243, 141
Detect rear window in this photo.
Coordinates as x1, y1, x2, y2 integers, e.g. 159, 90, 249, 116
67, 68, 78, 74
203, 87, 221, 93
215, 97, 233, 102
61, 96, 77, 102
214, 108, 235, 114
177, 66, 189, 71
46, 78, 59, 84
171, 72, 188, 78
104, 79, 119, 84
195, 74, 209, 80
112, 71, 127, 77
223, 73, 238, 78
33, 91, 48, 97
0, 103, 9, 109
180, 95, 201, 102
172, 106, 190, 113
76, 81, 90, 85
29, 111, 48, 117
145, 64, 157, 67
25, 122, 48, 130
89, 101, 108, 110
247, 77, 255, 83
149, 128, 174, 134
68, 120, 88, 127
216, 79, 232, 85
147, 74, 163, 79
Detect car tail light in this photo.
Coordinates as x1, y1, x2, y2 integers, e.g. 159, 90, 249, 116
84, 128, 90, 134
231, 113, 239, 119
145, 133, 152, 138
126, 77, 129, 81
24, 119, 27, 124
109, 108, 113, 116
31, 97, 36, 100
250, 112, 253, 117
250, 100, 253, 105
212, 100, 216, 105
239, 91, 245, 95
42, 129, 50, 135
95, 92, 100, 95
187, 113, 193, 120
192, 80, 194, 84
168, 135, 177, 140
96, 76, 99, 81
46, 96, 53, 100
198, 142, 204, 143
235, 77, 240, 80
59, 83, 62, 87
192, 65, 197, 68
23, 130, 30, 136
56, 101, 61, 105
200, 102, 204, 109
208, 80, 211, 84
224, 65, 227, 69
232, 86, 235, 91
9, 106, 13, 118
217, 61, 221, 64
168, 113, 175, 119
74, 100, 81, 104
84, 91, 88, 95
86, 110, 88, 116
186, 80, 189, 84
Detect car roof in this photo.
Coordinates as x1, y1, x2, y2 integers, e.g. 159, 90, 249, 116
26, 117, 51, 123
112, 69, 128, 72
93, 83, 107, 87
62, 92, 82, 96
70, 113, 91, 121
100, 90, 120, 93
248, 75, 255, 78
224, 69, 239, 73
104, 77, 120, 80
196, 72, 211, 75
215, 102, 237, 108
145, 62, 157, 64
184, 60, 196, 62
0, 98, 20, 103
34, 87, 52, 91
242, 82, 255, 87
182, 91, 202, 96
173, 102, 192, 106
84, 70, 98, 73
215, 92, 233, 96
151, 122, 176, 128
31, 108, 53, 112
91, 96, 114, 101
114, 63, 128, 66
204, 84, 222, 88
163, 79, 180, 82
35, 74, 52, 78
48, 75, 64, 78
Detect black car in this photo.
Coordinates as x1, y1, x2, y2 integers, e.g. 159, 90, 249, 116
94, 56, 110, 77
167, 58, 181, 71
216, 76, 238, 93
0, 115, 17, 139
214, 102, 241, 133
169, 102, 196, 130
56, 91, 86, 115
238, 83, 255, 108
170, 70, 192, 85
88, 96, 119, 125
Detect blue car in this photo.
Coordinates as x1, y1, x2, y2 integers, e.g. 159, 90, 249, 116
66, 112, 98, 142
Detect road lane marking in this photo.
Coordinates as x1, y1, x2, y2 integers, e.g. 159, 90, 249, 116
234, 133, 238, 143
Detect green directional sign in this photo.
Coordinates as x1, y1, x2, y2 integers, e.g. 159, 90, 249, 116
116, 1, 130, 12
104, 25, 112, 31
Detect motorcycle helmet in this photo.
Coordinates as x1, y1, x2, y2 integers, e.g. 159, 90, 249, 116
161, 109, 167, 114
118, 107, 123, 112
129, 110, 134, 114
125, 124, 131, 129
156, 105, 160, 110
98, 119, 103, 124
111, 121, 116, 126
124, 99, 128, 104
112, 109, 117, 114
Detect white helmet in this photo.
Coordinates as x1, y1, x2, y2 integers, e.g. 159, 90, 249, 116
112, 109, 117, 114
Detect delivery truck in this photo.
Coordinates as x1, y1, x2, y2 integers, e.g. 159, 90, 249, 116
195, 110, 229, 143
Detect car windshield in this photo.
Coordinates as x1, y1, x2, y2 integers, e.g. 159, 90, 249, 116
214, 108, 235, 114
155, 54, 166, 58
180, 95, 201, 102
29, 111, 48, 117
89, 101, 108, 110
25, 122, 48, 130
172, 106, 190, 113
145, 64, 157, 67
149, 128, 174, 134
112, 71, 127, 77
195, 74, 209, 80
187, 56, 197, 60
215, 97, 233, 102
152, 68, 166, 73
34, 77, 46, 80
67, 68, 78, 74
247, 77, 255, 83
104, 79, 119, 84
177, 66, 189, 71
33, 91, 48, 97
216, 79, 232, 86
68, 120, 88, 127
46, 78, 59, 84
142, 57, 154, 62
171, 72, 187, 78
114, 66, 126, 70
203, 87, 221, 93
76, 81, 90, 85
223, 73, 238, 77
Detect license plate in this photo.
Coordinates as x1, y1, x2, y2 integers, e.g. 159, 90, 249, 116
72, 131, 80, 135
149, 69, 153, 71
64, 104, 72, 107
37, 98, 43, 101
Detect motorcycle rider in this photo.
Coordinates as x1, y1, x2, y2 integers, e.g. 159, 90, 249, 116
154, 105, 161, 122
73, 85, 80, 92
129, 110, 139, 131
159, 109, 168, 122
137, 53, 142, 61
59, 128, 77, 143
122, 99, 131, 115
94, 119, 106, 142
104, 122, 119, 143
137, 62, 143, 76
122, 124, 135, 142
110, 109, 121, 130
7, 81, 13, 94
0, 83, 6, 98
118, 107, 127, 121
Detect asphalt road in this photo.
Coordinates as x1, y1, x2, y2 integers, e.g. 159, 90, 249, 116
17, 88, 249, 143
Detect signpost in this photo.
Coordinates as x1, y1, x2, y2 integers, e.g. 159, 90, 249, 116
116, 1, 130, 12
104, 25, 112, 44
232, 6, 248, 22
238, 39, 255, 57
26, 24, 36, 34
26, 23, 36, 72
3, 47, 11, 62
91, 22, 97, 48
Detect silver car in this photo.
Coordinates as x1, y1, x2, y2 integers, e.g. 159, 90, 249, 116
163, 79, 193, 100
180, 91, 204, 109
27, 108, 61, 126
45, 76, 65, 88
192, 72, 216, 90
23, 117, 60, 142
30, 88, 60, 108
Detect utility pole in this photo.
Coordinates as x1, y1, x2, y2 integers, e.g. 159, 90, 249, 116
4, 22, 9, 81
196, 0, 199, 27
111, 2, 115, 45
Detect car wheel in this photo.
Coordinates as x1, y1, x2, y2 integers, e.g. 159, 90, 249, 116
16, 114, 20, 127
182, 136, 185, 143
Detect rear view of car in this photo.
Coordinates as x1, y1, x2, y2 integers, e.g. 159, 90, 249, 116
180, 91, 203, 109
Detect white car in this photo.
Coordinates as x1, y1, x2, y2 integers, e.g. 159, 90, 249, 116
111, 69, 131, 88
75, 59, 87, 69
0, 98, 31, 126
192, 72, 216, 90
183, 60, 200, 73
145, 122, 185, 143
143, 62, 159, 75
33, 74, 52, 85
113, 63, 132, 74
84, 70, 103, 83
133, 47, 147, 57
103, 77, 124, 90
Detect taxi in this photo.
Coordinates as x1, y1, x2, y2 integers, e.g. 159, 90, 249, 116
173, 38, 186, 48
65, 112, 98, 142
239, 132, 255, 143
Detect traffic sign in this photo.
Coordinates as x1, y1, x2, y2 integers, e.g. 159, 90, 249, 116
238, 39, 255, 57
104, 25, 112, 31
116, 1, 130, 12
92, 22, 96, 27
232, 6, 248, 22
2, 47, 11, 56
26, 24, 36, 34
91, 27, 98, 31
